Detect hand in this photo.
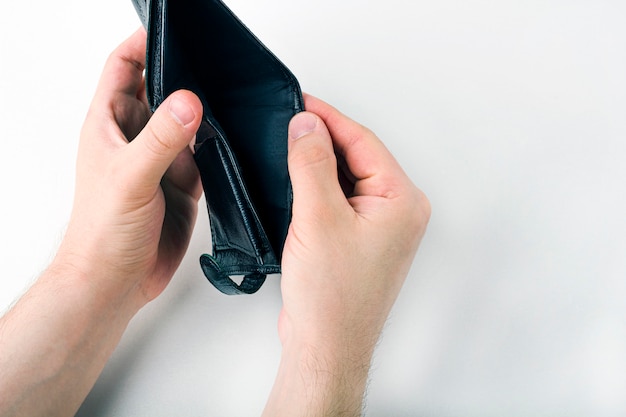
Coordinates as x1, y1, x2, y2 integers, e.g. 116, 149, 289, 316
0, 29, 203, 417
263, 95, 430, 416
55, 28, 203, 307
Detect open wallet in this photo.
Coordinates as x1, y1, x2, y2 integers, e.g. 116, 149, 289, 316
131, 0, 304, 294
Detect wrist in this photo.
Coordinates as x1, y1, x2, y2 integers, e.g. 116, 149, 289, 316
45, 256, 144, 324
51, 241, 148, 314
263, 344, 370, 417
278, 307, 381, 371
263, 313, 375, 417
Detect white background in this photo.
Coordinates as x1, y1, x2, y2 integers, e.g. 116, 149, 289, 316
1, 0, 626, 416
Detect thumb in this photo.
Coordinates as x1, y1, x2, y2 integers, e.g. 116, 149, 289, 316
287, 112, 347, 215
124, 90, 203, 190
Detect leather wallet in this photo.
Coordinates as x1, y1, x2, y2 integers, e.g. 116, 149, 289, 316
131, 0, 304, 294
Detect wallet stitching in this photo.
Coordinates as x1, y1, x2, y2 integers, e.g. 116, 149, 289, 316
214, 135, 266, 259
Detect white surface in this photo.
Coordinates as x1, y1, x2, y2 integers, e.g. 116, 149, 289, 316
2, 0, 626, 415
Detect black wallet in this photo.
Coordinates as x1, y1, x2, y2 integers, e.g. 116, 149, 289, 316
131, 0, 304, 294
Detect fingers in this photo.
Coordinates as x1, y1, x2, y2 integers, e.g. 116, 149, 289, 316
120, 90, 203, 194
93, 28, 148, 109
303, 94, 409, 198
287, 112, 349, 216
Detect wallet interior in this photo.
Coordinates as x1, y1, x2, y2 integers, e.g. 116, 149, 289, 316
138, 0, 303, 293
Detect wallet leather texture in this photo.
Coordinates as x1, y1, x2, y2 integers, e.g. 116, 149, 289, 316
131, 0, 304, 294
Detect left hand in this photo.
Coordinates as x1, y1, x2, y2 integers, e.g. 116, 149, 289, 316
55, 28, 203, 308
0, 28, 204, 417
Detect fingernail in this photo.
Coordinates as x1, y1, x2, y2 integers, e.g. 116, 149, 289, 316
169, 96, 195, 126
289, 112, 318, 140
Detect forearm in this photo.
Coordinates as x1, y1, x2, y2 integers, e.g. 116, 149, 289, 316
262, 335, 375, 417
0, 263, 140, 417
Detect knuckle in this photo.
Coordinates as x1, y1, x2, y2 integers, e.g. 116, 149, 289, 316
396, 186, 431, 238
416, 189, 432, 223
289, 139, 336, 171
353, 122, 377, 141
106, 48, 144, 72
358, 123, 377, 139
409, 188, 431, 234
143, 123, 176, 157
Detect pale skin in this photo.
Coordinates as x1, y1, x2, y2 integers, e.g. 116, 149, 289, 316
0, 29, 430, 417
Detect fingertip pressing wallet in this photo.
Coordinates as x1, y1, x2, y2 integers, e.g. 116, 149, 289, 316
131, 0, 304, 294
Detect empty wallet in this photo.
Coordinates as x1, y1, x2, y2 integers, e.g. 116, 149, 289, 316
131, 0, 304, 294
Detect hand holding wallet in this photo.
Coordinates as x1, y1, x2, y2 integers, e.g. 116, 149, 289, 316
131, 0, 304, 294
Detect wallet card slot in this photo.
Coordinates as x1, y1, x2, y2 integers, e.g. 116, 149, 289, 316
194, 118, 276, 264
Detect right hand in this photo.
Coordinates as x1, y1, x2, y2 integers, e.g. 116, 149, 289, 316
279, 94, 430, 356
